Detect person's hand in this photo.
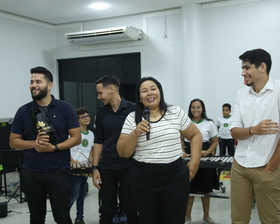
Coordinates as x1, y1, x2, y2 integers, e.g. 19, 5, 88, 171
133, 120, 150, 137
36, 132, 49, 143
182, 152, 189, 158
71, 160, 80, 164
263, 162, 277, 173
34, 140, 54, 153
92, 170, 102, 189
187, 160, 199, 181
34, 132, 54, 153
88, 157, 93, 164
201, 150, 209, 157
251, 119, 279, 135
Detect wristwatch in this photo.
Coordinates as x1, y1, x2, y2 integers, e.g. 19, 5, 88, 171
92, 166, 99, 172
53, 144, 59, 153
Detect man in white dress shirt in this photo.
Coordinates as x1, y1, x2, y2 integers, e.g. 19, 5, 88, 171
230, 48, 280, 224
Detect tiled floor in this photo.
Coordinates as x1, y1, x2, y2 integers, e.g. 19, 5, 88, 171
0, 171, 261, 224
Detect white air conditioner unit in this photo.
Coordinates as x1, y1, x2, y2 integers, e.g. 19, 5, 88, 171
65, 26, 143, 46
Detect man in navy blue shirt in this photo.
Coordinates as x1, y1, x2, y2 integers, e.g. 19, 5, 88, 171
10, 66, 81, 224
92, 75, 139, 224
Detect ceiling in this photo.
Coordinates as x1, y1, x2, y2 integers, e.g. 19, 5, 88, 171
0, 0, 227, 25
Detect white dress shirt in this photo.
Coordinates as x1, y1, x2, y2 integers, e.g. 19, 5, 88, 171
231, 78, 280, 168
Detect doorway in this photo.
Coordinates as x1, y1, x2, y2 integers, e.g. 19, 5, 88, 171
58, 53, 141, 129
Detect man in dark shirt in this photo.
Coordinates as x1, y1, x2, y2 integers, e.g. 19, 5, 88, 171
92, 75, 139, 224
10, 66, 81, 224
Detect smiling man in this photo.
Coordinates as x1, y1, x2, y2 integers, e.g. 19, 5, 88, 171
230, 49, 280, 224
92, 75, 139, 224
10, 66, 81, 224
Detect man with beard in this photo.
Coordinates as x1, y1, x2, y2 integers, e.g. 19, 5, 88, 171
230, 49, 280, 224
10, 66, 81, 224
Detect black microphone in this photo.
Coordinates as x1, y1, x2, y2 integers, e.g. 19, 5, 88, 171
143, 107, 150, 140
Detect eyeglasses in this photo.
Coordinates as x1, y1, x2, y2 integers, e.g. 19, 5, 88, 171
191, 107, 202, 110
79, 115, 90, 120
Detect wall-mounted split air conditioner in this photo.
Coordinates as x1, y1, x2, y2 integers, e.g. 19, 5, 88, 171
65, 26, 143, 46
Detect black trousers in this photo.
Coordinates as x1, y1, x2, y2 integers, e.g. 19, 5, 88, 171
99, 167, 139, 224
21, 168, 72, 224
219, 138, 235, 156
130, 158, 189, 224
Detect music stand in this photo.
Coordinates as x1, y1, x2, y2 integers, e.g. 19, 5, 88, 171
1, 149, 24, 203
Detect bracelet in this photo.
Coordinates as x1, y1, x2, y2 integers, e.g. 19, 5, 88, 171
249, 127, 253, 135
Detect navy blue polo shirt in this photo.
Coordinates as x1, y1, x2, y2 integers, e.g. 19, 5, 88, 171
11, 95, 79, 172
94, 98, 135, 170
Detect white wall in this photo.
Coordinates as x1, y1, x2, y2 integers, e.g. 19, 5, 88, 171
0, 14, 55, 118
201, 0, 280, 120
55, 10, 182, 107
1, 0, 280, 122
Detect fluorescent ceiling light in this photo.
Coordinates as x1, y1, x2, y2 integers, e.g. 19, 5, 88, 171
89, 3, 110, 10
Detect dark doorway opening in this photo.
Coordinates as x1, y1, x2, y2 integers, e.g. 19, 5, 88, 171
58, 53, 141, 129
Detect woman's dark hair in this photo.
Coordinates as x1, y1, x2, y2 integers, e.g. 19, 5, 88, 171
188, 98, 212, 121
135, 77, 167, 124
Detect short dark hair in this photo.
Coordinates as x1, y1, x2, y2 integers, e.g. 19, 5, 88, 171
30, 66, 53, 82
188, 98, 212, 121
75, 107, 89, 117
239, 49, 272, 75
135, 77, 168, 124
95, 75, 120, 91
222, 103, 231, 111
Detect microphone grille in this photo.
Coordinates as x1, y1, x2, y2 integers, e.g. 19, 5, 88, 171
143, 107, 150, 114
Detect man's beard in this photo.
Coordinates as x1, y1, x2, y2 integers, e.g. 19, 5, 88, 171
31, 86, 48, 101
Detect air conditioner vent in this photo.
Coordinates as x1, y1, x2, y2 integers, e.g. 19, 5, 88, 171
65, 26, 142, 45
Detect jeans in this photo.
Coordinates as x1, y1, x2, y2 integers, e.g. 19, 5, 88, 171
21, 168, 72, 224
99, 167, 139, 224
69, 175, 88, 220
